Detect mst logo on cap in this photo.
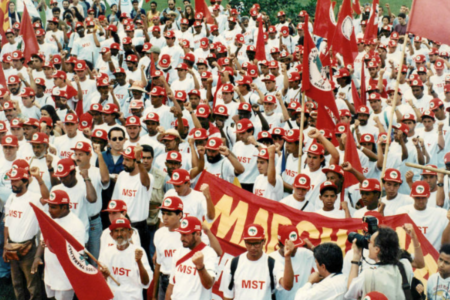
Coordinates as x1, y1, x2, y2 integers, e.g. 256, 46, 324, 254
209, 139, 216, 147
390, 171, 399, 178
76, 142, 84, 149
289, 231, 298, 241
310, 144, 318, 151
198, 107, 206, 114
218, 106, 226, 113
180, 219, 189, 228
242, 104, 249, 110
170, 152, 178, 160
109, 201, 117, 208
163, 198, 172, 207
323, 181, 333, 186
10, 169, 17, 177
362, 180, 369, 188
49, 192, 56, 201
57, 164, 64, 172
287, 130, 294, 137
77, 63, 83, 69
247, 226, 258, 236
5, 137, 12, 144
116, 219, 125, 224
130, 117, 137, 123
298, 176, 307, 185
338, 125, 345, 132
237, 123, 243, 130
416, 185, 425, 194
260, 149, 267, 156
125, 147, 133, 155
81, 121, 88, 127
176, 92, 183, 98
66, 114, 74, 121
95, 131, 103, 137
172, 172, 180, 180
364, 135, 372, 142
261, 132, 269, 138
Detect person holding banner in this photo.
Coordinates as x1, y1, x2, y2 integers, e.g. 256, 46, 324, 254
31, 190, 85, 300
99, 218, 152, 299
253, 145, 284, 201
165, 216, 218, 300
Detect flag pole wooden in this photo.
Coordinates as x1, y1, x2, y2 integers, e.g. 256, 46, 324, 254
379, 35, 408, 183
298, 92, 306, 174
85, 249, 121, 286
405, 163, 450, 175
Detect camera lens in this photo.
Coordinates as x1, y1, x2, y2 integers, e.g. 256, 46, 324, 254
348, 232, 369, 249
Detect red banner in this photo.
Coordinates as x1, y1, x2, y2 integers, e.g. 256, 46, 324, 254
195, 172, 439, 298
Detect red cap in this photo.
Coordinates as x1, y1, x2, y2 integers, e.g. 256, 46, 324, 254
125, 116, 141, 127
257, 131, 272, 141
445, 152, 450, 164
199, 37, 209, 49
288, 72, 301, 82
125, 54, 138, 62
283, 129, 300, 143
205, 137, 223, 150
401, 113, 416, 122
334, 68, 351, 78
29, 132, 49, 144
262, 74, 276, 82
45, 190, 70, 205
74, 60, 87, 71
150, 86, 166, 97
335, 123, 348, 135
109, 218, 131, 231
174, 90, 187, 101
320, 180, 338, 193
1, 135, 18, 147
7, 75, 20, 85
393, 123, 410, 135
268, 60, 279, 69
422, 109, 435, 120
409, 78, 423, 87
23, 118, 40, 127
293, 174, 311, 189
368, 93, 381, 101
103, 200, 127, 212
192, 128, 208, 140
306, 143, 324, 155
40, 116, 53, 128
410, 181, 430, 198
144, 112, 160, 123
360, 133, 375, 144
71, 141, 92, 153
278, 225, 304, 247
52, 70, 67, 80
188, 89, 201, 97
238, 103, 252, 112
322, 164, 344, 176
103, 103, 119, 114
122, 146, 139, 159
10, 118, 22, 128
383, 168, 402, 183
235, 119, 254, 133
363, 292, 388, 300
175, 216, 202, 234
236, 76, 253, 85
35, 78, 46, 86
359, 178, 381, 192
213, 105, 229, 117
90, 103, 103, 112
167, 169, 190, 185
8, 168, 29, 181
421, 164, 438, 176
0, 121, 7, 133
243, 224, 265, 240
164, 30, 175, 38
356, 106, 370, 115
263, 95, 277, 104
19, 87, 35, 97
11, 50, 23, 60
257, 148, 269, 160
196, 104, 211, 118
53, 158, 76, 177
183, 53, 195, 63
435, 59, 445, 70
159, 196, 184, 211
64, 113, 78, 124
174, 118, 189, 128
110, 43, 121, 50
318, 129, 332, 139
92, 129, 108, 141
166, 151, 182, 163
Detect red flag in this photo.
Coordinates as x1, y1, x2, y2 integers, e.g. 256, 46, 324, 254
407, 0, 450, 46
0, 66, 6, 87
255, 18, 266, 61
313, 0, 336, 42
30, 203, 114, 300
316, 103, 338, 146
0, 0, 9, 46
351, 80, 362, 110
363, 0, 379, 40
343, 124, 363, 189
360, 63, 367, 106
331, 0, 358, 67
19, 6, 39, 66
302, 15, 339, 119
352, 0, 361, 15
194, 0, 214, 24
212, 74, 223, 108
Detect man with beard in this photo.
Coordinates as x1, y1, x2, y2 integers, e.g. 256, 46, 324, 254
2, 101, 18, 124
99, 218, 152, 298
113, 67, 130, 109
3, 168, 46, 299
351, 106, 379, 142
140, 112, 165, 157
71, 21, 101, 69
31, 190, 85, 300
6, 75, 21, 102
203, 137, 244, 183
73, 60, 98, 112
112, 145, 153, 258
53, 113, 91, 159
89, 103, 104, 129
28, 132, 60, 189
18, 118, 40, 161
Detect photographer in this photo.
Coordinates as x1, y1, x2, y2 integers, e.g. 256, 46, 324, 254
346, 227, 415, 299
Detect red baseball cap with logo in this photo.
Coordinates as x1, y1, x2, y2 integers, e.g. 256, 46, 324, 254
23, 118, 40, 127
40, 116, 53, 128
360, 133, 375, 144
174, 118, 189, 128
8, 168, 29, 181
122, 146, 139, 159
0, 121, 7, 133
29, 132, 49, 144
175, 216, 202, 234
283, 129, 300, 143
307, 143, 324, 155
45, 190, 70, 205
10, 159, 29, 172
393, 123, 409, 135
262, 74, 276, 82
243, 224, 265, 240
125, 116, 141, 127
174, 90, 187, 101
199, 37, 209, 49
71, 141, 92, 153
196, 104, 211, 118
150, 86, 166, 97
19, 87, 36, 97
103, 200, 127, 212
103, 103, 119, 114
235, 119, 254, 133
410, 181, 430, 198
192, 128, 208, 140
359, 178, 381, 192
159, 196, 183, 211
64, 113, 78, 124
53, 158, 76, 177
382, 168, 402, 183
293, 173, 311, 189
256, 148, 269, 160
7, 75, 20, 85
257, 131, 272, 141
109, 218, 131, 231
144, 112, 160, 123
10, 118, 22, 128
421, 164, 438, 176
166, 151, 182, 163
429, 98, 444, 111
238, 103, 252, 112
278, 224, 304, 247
435, 59, 446, 70
205, 137, 222, 150
356, 106, 370, 115
52, 70, 67, 80
322, 164, 344, 176
213, 105, 229, 117
335, 122, 348, 135
167, 169, 190, 185
1, 135, 18, 147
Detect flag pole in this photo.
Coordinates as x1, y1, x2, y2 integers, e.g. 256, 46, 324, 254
379, 35, 408, 197
298, 92, 306, 174
85, 249, 121, 286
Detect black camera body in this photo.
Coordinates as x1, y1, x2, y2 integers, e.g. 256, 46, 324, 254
347, 216, 379, 249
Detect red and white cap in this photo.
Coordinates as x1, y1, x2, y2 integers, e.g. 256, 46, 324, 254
29, 132, 49, 144
283, 129, 301, 143
196, 104, 211, 118
103, 103, 119, 114
257, 148, 269, 160
150, 86, 166, 97
166, 151, 182, 163
360, 133, 375, 144
334, 68, 351, 78
53, 158, 76, 177
74, 60, 87, 71
109, 218, 131, 231
0, 121, 7, 133
144, 112, 160, 123
63, 113, 78, 124
7, 75, 20, 85
125, 116, 140, 127
174, 118, 188, 128
445, 152, 450, 164
409, 78, 423, 87
401, 113, 416, 122
263, 95, 277, 104
23, 118, 40, 127
335, 123, 348, 134
235, 119, 254, 133
272, 127, 285, 136
52, 70, 67, 80
19, 87, 36, 97
125, 54, 138, 62
382, 168, 402, 183
307, 143, 324, 155
359, 178, 381, 192
90, 103, 103, 112
11, 50, 23, 60
293, 173, 311, 189
421, 164, 438, 176
322, 164, 344, 176
422, 110, 435, 120
339, 109, 351, 117
175, 216, 202, 234
362, 291, 388, 300
205, 137, 222, 150
122, 146, 139, 160
236, 76, 253, 86
356, 106, 370, 115
262, 74, 276, 82
278, 225, 304, 247
10, 118, 22, 128
167, 169, 190, 185
103, 200, 127, 212
238, 103, 252, 112
199, 37, 209, 49
368, 93, 381, 101
1, 135, 18, 147
8, 168, 29, 181
243, 224, 265, 240
45, 190, 70, 205
320, 180, 338, 193
192, 128, 208, 140
410, 181, 430, 198
435, 59, 446, 70
164, 30, 175, 38
92, 129, 108, 141
174, 90, 187, 101
159, 196, 183, 211
393, 123, 409, 135
288, 72, 301, 82
257, 131, 272, 141
213, 105, 229, 117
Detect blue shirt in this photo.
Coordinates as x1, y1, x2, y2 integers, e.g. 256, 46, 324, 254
97, 148, 124, 175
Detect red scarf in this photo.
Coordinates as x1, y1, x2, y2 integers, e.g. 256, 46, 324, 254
175, 242, 207, 267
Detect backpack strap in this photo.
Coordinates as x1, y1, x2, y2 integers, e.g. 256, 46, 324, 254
397, 262, 413, 300
268, 256, 276, 300
228, 256, 240, 291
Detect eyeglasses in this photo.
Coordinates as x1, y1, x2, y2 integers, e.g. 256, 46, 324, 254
111, 137, 124, 142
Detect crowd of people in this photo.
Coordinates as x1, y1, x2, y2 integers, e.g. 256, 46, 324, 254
0, 0, 450, 299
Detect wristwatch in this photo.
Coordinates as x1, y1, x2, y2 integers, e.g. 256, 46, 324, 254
437, 182, 444, 187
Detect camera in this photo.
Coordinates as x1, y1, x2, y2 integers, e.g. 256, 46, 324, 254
347, 216, 379, 249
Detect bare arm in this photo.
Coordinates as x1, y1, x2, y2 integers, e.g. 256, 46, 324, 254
200, 184, 215, 221
267, 145, 276, 187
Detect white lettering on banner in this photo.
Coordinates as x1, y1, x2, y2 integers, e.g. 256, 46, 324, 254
66, 242, 97, 274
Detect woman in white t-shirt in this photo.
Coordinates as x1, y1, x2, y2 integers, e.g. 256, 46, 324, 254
253, 145, 284, 201
315, 181, 351, 219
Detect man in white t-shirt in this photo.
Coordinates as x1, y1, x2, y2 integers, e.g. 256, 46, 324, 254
99, 218, 152, 299
53, 113, 91, 159
165, 216, 218, 300
396, 181, 450, 251
112, 144, 153, 257
380, 168, 414, 216
220, 223, 294, 300
281, 174, 315, 212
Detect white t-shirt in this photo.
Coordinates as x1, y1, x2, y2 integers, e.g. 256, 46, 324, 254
169, 244, 217, 300
381, 193, 414, 216
396, 205, 449, 250
280, 195, 315, 213
27, 154, 58, 190
161, 189, 208, 222
203, 157, 236, 183
53, 131, 91, 159
315, 209, 346, 219
99, 227, 141, 257
220, 252, 284, 300
112, 171, 153, 223
76, 166, 110, 216
427, 272, 450, 300
99, 243, 153, 300
232, 141, 259, 184
302, 168, 326, 210
253, 173, 284, 201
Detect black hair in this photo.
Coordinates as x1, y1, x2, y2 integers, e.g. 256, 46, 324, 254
70, 6, 85, 22
374, 226, 400, 265
398, 13, 406, 19
108, 127, 126, 139
52, 7, 61, 13
161, 208, 183, 216
21, 178, 30, 188
440, 244, 450, 255
313, 243, 343, 274
142, 144, 154, 157
41, 105, 61, 124
319, 186, 338, 196
150, 1, 157, 5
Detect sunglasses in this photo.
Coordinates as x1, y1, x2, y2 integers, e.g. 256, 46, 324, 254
111, 137, 124, 141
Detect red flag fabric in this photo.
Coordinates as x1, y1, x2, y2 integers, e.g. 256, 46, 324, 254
19, 6, 39, 66
360, 63, 367, 106
30, 203, 114, 300
407, 0, 450, 46
194, 0, 214, 24
313, 0, 336, 42
302, 15, 340, 119
212, 74, 223, 108
363, 0, 379, 40
352, 0, 361, 15
316, 103, 338, 146
0, 66, 6, 87
255, 19, 266, 61
332, 0, 358, 67
351, 80, 362, 110
0, 0, 9, 47
343, 124, 363, 188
